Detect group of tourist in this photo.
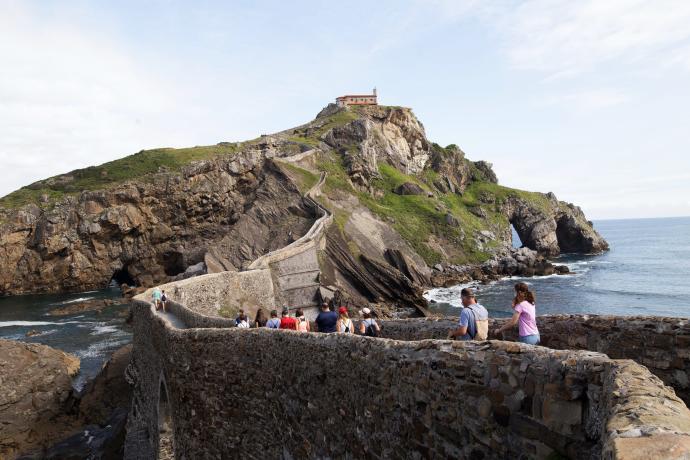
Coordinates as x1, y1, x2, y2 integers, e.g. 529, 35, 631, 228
151, 281, 539, 345
448, 282, 540, 345
233, 302, 381, 336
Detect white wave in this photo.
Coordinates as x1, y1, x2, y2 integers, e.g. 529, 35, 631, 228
91, 325, 118, 335
60, 296, 96, 305
76, 337, 130, 359
503, 273, 569, 281
0, 320, 80, 327
424, 282, 480, 308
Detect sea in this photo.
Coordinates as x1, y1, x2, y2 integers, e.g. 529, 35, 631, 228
425, 216, 690, 319
1, 217, 688, 389
0, 286, 131, 390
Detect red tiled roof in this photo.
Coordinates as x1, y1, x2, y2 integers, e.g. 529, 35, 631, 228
337, 94, 376, 99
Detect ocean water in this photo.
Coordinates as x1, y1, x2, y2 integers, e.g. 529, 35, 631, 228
0, 287, 131, 390
425, 216, 690, 319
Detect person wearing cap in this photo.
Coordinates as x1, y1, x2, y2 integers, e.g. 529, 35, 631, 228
279, 308, 297, 330
448, 288, 489, 341
359, 307, 380, 336
315, 302, 338, 333
336, 306, 354, 333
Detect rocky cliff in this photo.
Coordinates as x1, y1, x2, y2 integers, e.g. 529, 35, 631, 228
0, 104, 607, 303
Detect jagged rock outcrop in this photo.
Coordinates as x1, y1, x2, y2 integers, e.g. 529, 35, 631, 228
504, 194, 609, 255
0, 152, 314, 295
323, 231, 427, 315
0, 340, 80, 458
323, 105, 431, 188
430, 247, 570, 287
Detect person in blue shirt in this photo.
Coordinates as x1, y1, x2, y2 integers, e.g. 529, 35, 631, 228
315, 302, 338, 333
266, 310, 281, 329
448, 288, 489, 341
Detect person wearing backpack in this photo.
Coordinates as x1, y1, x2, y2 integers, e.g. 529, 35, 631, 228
359, 308, 380, 337
266, 310, 281, 329
336, 307, 354, 333
448, 288, 489, 341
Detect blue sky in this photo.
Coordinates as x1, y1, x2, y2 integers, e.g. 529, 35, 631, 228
1, 0, 689, 219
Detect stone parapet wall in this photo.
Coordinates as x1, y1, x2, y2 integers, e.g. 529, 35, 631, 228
601, 359, 690, 458
165, 300, 235, 329
522, 315, 690, 407
136, 268, 275, 320
380, 315, 690, 406
124, 303, 690, 459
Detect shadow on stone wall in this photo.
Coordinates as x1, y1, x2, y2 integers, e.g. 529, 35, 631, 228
124, 302, 690, 459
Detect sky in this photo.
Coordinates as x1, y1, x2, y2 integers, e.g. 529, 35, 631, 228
1, 0, 689, 220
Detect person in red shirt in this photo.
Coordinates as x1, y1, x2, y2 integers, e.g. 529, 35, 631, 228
279, 309, 297, 330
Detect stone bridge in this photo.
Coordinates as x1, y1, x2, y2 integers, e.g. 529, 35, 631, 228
124, 160, 690, 459
123, 300, 690, 459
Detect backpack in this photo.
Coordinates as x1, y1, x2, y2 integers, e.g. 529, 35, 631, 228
467, 305, 488, 341
364, 319, 379, 337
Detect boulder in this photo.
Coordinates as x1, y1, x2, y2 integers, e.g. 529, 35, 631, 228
393, 182, 425, 196
0, 340, 80, 458
19, 408, 127, 460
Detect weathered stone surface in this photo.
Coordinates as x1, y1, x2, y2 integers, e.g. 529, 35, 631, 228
0, 340, 80, 458
381, 315, 690, 407
47, 298, 117, 316
123, 302, 690, 460
323, 106, 431, 187
503, 195, 609, 256
393, 181, 425, 196
0, 156, 314, 295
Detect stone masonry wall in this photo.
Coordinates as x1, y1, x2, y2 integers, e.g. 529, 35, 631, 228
379, 315, 690, 407
137, 268, 276, 320
124, 302, 690, 459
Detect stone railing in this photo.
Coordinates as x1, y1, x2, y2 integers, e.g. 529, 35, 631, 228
165, 300, 235, 329
377, 315, 690, 406
247, 170, 331, 270
124, 302, 690, 460
136, 268, 276, 319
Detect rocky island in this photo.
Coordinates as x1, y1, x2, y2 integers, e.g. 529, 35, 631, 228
13, 102, 688, 460
0, 103, 607, 315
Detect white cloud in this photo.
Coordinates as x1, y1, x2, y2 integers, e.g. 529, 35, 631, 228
0, 2, 178, 194
539, 88, 630, 110
498, 0, 690, 76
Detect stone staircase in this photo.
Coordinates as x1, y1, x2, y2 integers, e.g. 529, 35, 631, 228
249, 168, 332, 314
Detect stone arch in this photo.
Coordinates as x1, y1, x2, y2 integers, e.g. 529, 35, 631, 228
157, 373, 175, 459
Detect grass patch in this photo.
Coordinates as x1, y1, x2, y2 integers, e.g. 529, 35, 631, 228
461, 181, 552, 215
0, 143, 241, 209
277, 162, 319, 194
287, 136, 320, 148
